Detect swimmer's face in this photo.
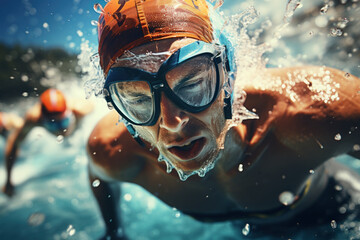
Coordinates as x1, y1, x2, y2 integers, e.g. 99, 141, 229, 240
111, 38, 226, 172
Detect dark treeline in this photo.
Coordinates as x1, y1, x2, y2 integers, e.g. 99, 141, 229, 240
0, 43, 80, 102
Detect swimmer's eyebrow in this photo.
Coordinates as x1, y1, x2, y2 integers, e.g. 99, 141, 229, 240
172, 72, 198, 89
120, 91, 150, 98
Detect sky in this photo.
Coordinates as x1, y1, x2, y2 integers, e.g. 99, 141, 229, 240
1, 0, 100, 52
0, 0, 293, 53
0, 0, 258, 53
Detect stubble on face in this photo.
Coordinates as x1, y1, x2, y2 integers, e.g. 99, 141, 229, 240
134, 91, 226, 172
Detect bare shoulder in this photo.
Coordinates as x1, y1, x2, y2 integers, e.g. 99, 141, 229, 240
237, 66, 360, 153
25, 103, 42, 123
87, 111, 155, 181
242, 66, 360, 118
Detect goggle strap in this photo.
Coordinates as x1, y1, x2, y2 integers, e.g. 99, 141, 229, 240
125, 124, 146, 147
223, 94, 232, 119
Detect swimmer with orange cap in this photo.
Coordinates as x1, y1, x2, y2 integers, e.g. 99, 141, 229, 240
87, 0, 360, 239
2, 89, 93, 196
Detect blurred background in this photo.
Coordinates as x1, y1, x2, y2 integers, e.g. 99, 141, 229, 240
0, 0, 359, 239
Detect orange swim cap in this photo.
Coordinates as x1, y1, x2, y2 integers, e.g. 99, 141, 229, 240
98, 0, 214, 75
40, 89, 67, 114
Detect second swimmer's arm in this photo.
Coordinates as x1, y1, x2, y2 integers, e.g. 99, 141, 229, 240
3, 120, 34, 196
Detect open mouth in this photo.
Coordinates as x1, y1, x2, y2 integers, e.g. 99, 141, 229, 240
168, 137, 206, 160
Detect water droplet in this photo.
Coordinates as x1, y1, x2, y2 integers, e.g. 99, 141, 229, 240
118, 148, 122, 152
21, 75, 29, 82
309, 169, 315, 174
242, 223, 250, 236
279, 191, 295, 206
177, 169, 189, 181
165, 160, 173, 173
335, 185, 343, 191
330, 28, 343, 37
76, 30, 83, 37
22, 92, 29, 97
337, 18, 349, 29
344, 72, 351, 78
334, 133, 342, 141
238, 164, 244, 172
9, 76, 15, 80
198, 169, 206, 177
353, 144, 360, 151
341, 0, 348, 4
331, 220, 337, 229
93, 3, 104, 14
315, 139, 324, 149
28, 212, 45, 226
104, 0, 110, 2
67, 225, 76, 236
175, 212, 181, 218
320, 4, 329, 14
43, 22, 49, 30
93, 152, 97, 155
91, 20, 99, 26
107, 102, 114, 110
339, 206, 347, 214
92, 179, 100, 187
284, 0, 301, 23
56, 135, 64, 143
124, 193, 132, 201
213, 0, 224, 9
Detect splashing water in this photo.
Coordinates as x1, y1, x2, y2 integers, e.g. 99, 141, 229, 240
157, 150, 219, 181
213, 0, 224, 10
320, 4, 329, 14
78, 41, 105, 98
93, 3, 104, 14
284, 0, 302, 23
242, 223, 250, 236
115, 50, 172, 72
91, 20, 99, 26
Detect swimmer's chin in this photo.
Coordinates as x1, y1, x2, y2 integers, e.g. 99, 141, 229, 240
162, 145, 219, 172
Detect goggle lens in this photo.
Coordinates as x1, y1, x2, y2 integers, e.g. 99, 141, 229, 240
109, 81, 154, 124
166, 55, 217, 107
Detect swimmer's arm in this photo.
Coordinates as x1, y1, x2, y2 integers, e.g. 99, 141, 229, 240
68, 98, 94, 118
4, 113, 24, 131
88, 165, 126, 240
3, 118, 36, 196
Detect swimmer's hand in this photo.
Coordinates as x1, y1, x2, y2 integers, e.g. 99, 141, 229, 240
99, 229, 128, 240
2, 182, 15, 197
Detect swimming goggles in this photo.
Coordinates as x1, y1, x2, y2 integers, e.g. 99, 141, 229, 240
103, 41, 229, 126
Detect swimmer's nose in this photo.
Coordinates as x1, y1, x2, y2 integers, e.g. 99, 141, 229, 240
159, 92, 189, 132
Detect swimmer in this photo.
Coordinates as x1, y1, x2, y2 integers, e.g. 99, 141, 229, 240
0, 112, 24, 137
2, 88, 94, 196
86, 0, 360, 239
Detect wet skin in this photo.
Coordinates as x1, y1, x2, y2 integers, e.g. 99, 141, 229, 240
88, 39, 360, 234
